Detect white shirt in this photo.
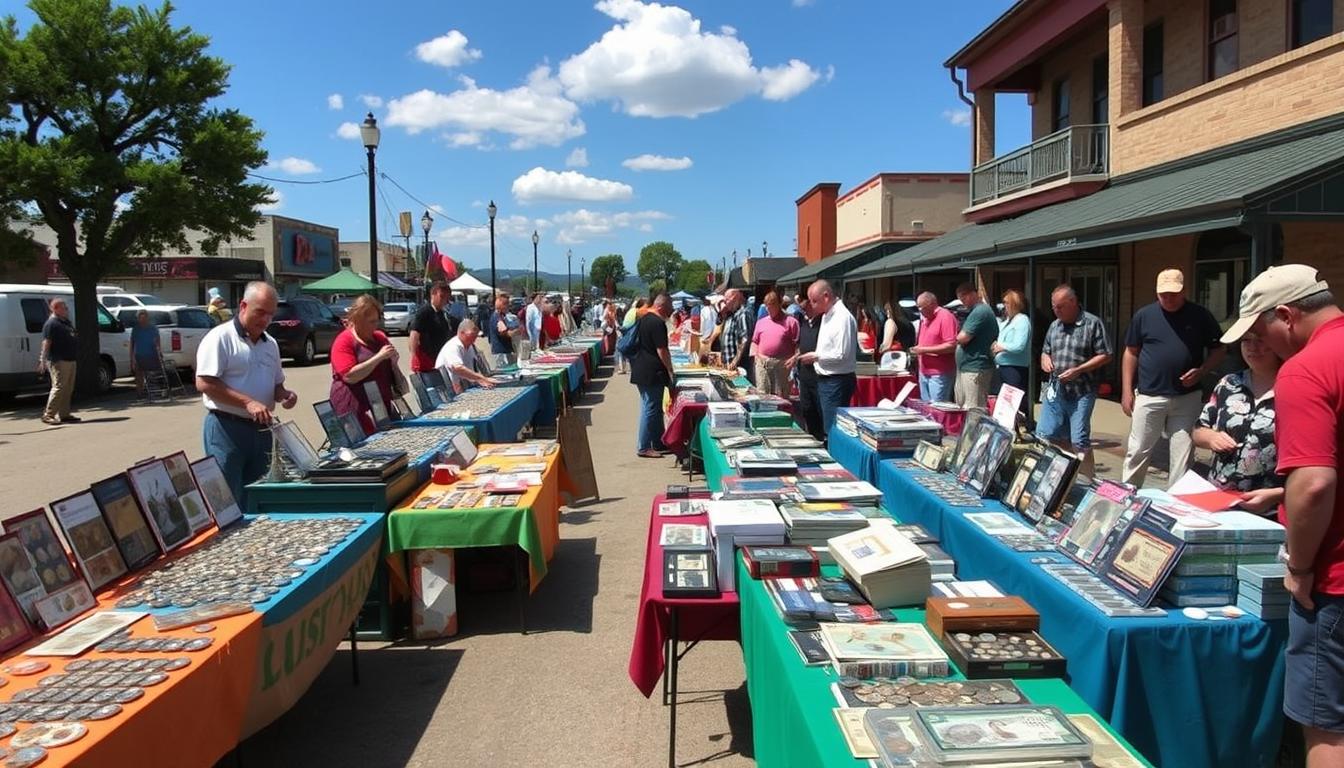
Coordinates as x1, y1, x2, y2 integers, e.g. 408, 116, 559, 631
195, 319, 284, 417
814, 301, 857, 376
435, 336, 477, 390
699, 305, 718, 339
525, 303, 543, 343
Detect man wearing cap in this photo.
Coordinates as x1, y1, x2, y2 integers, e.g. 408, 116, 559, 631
1222, 264, 1344, 765
1120, 269, 1225, 488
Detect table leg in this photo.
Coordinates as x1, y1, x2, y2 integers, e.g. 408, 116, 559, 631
517, 548, 528, 635
349, 622, 360, 686
668, 606, 679, 768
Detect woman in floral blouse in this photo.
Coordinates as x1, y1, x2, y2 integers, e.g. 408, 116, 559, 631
1193, 331, 1282, 515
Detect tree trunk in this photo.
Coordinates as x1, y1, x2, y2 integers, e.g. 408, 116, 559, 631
61, 248, 111, 399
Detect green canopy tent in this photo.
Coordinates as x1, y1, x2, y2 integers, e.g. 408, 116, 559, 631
300, 268, 384, 294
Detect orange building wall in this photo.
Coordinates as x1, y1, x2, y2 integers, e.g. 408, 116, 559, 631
796, 184, 839, 264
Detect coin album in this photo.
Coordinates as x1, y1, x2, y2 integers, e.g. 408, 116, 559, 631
831, 677, 1028, 709
942, 630, 1067, 679
913, 705, 1093, 764
306, 451, 408, 483
662, 549, 718, 598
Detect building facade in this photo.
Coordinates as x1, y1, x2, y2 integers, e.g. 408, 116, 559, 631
337, 241, 413, 284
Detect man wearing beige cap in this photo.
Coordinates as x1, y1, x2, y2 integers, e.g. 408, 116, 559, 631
1120, 268, 1225, 488
1223, 265, 1344, 760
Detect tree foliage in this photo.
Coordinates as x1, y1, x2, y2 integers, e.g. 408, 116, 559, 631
510, 275, 550, 295
588, 253, 626, 292
677, 259, 713, 292
0, 0, 271, 393
636, 241, 684, 291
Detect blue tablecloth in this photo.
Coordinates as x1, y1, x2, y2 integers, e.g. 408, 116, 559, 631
876, 460, 1286, 768
825, 425, 914, 484
403, 384, 540, 442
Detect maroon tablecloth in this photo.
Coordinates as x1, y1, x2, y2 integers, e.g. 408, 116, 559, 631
850, 373, 918, 407
628, 494, 741, 698
908, 399, 968, 436
661, 396, 709, 454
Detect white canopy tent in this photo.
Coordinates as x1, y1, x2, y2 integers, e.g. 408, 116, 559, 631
449, 272, 494, 295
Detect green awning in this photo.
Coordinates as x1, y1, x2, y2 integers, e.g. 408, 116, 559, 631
774, 239, 918, 285
845, 118, 1344, 278
302, 268, 383, 293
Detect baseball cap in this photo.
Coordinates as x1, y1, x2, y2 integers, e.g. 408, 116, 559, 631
1220, 264, 1330, 344
1156, 269, 1184, 293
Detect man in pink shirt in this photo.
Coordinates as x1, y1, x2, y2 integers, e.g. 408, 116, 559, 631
910, 291, 958, 402
751, 290, 800, 397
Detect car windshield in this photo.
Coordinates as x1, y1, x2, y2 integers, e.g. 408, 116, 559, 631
273, 304, 300, 321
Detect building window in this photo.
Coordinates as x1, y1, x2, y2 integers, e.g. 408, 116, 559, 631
1292, 0, 1333, 48
1052, 78, 1071, 132
1143, 22, 1164, 106
1091, 55, 1108, 123
340, 257, 352, 268
1208, 0, 1239, 81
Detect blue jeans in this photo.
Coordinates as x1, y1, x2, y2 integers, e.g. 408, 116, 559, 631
636, 384, 666, 452
816, 373, 857, 440
1035, 385, 1098, 450
919, 373, 954, 403
1286, 593, 1344, 731
203, 410, 272, 510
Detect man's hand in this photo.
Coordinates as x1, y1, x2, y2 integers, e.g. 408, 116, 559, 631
1179, 367, 1203, 388
785, 355, 798, 369
990, 342, 1005, 355
1286, 570, 1315, 611
1206, 430, 1239, 453
1057, 367, 1080, 383
1238, 487, 1282, 514
279, 390, 298, 410
910, 345, 923, 356
1040, 354, 1054, 375
1121, 390, 1135, 417
245, 399, 273, 425
799, 352, 818, 365
480, 379, 496, 389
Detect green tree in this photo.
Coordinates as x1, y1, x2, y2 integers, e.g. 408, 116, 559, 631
647, 278, 667, 297
0, 0, 271, 394
676, 259, 713, 292
588, 253, 626, 293
511, 275, 549, 295
637, 241, 684, 292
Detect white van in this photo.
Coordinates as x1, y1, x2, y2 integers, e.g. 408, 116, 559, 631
0, 284, 132, 398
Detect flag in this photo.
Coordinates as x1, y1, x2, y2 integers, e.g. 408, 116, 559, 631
436, 244, 457, 280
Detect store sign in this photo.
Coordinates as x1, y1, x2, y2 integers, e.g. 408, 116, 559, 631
244, 538, 380, 736
277, 227, 336, 275
47, 258, 202, 280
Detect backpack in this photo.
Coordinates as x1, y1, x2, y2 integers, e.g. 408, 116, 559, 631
617, 316, 641, 358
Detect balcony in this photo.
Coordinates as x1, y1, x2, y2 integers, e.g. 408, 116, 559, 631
968, 124, 1109, 218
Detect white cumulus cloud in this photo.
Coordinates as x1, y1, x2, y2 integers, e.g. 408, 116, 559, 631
447, 132, 484, 147
622, 153, 692, 171
550, 209, 671, 245
566, 147, 589, 168
360, 94, 384, 108
257, 189, 283, 213
326, 93, 344, 110
414, 30, 484, 68
512, 167, 633, 204
557, 0, 821, 118
385, 66, 585, 149
436, 213, 544, 248
336, 122, 362, 140
942, 108, 972, 127
266, 156, 321, 175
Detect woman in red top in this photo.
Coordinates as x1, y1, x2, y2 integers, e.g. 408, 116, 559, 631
329, 295, 401, 436
542, 301, 564, 345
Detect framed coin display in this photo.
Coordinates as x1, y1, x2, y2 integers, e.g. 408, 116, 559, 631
48, 491, 127, 593
0, 579, 33, 656
1099, 510, 1186, 607
913, 440, 946, 472
363, 380, 393, 431
125, 461, 193, 554
0, 532, 46, 626
1002, 450, 1038, 512
947, 409, 989, 477
89, 474, 160, 571
312, 399, 352, 449
942, 630, 1067, 679
271, 421, 320, 475
188, 457, 243, 529
4, 510, 81, 598
1019, 447, 1080, 523
161, 452, 214, 535
957, 421, 1014, 497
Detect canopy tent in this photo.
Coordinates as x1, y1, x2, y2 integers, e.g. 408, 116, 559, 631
377, 272, 417, 291
669, 290, 698, 301
301, 268, 382, 293
449, 272, 494, 294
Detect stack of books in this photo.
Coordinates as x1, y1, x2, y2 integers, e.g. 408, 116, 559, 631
799, 480, 883, 506
777, 503, 870, 547
828, 520, 931, 608
707, 402, 746, 430
855, 414, 942, 453
706, 499, 786, 590
816, 621, 950, 678
1237, 562, 1289, 620
738, 394, 789, 412
834, 407, 901, 436
718, 476, 802, 503
918, 542, 956, 582
1155, 508, 1286, 607
731, 447, 798, 477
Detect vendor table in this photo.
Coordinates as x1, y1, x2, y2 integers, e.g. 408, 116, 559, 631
510, 362, 581, 428
876, 460, 1285, 768
386, 447, 569, 632
825, 423, 914, 484
663, 395, 796, 455
402, 384, 540, 442
737, 558, 1151, 768
849, 372, 917, 407
908, 399, 967, 436
692, 416, 808, 491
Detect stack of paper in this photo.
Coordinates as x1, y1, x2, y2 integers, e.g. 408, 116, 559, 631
1149, 504, 1286, 607
1237, 562, 1289, 619
707, 402, 746, 430
706, 499, 786, 590
828, 520, 931, 608
799, 480, 883, 506
855, 414, 942, 452
918, 542, 956, 582
777, 503, 871, 547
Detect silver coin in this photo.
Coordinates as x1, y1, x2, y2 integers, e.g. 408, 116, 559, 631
85, 705, 121, 721
110, 688, 143, 704
192, 624, 215, 634
5, 746, 47, 768
162, 658, 191, 672
183, 638, 213, 652
159, 640, 186, 653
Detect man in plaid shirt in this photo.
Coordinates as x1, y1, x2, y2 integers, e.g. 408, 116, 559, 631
1037, 285, 1113, 478
720, 289, 752, 377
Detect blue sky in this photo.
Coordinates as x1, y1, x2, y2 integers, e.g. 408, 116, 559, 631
27, 0, 1030, 277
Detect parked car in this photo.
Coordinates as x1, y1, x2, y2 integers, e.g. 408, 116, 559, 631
0, 284, 131, 397
328, 296, 355, 318
268, 296, 343, 365
382, 302, 418, 335
99, 293, 166, 309
113, 305, 214, 371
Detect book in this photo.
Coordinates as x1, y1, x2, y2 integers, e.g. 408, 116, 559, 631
787, 629, 830, 666
817, 621, 950, 678
659, 523, 709, 549
828, 520, 931, 609
741, 546, 818, 579
799, 481, 882, 505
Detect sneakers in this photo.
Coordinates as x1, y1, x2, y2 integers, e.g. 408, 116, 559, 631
637, 449, 662, 458
41, 416, 59, 425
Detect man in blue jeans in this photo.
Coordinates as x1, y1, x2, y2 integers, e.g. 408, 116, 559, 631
798, 279, 856, 440
1036, 285, 1112, 478
630, 294, 675, 458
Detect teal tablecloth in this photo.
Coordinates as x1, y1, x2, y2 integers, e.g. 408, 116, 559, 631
694, 413, 801, 491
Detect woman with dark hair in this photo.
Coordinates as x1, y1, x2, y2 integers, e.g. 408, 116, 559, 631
329, 294, 402, 435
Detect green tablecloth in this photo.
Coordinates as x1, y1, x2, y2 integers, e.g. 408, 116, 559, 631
695, 412, 799, 491
737, 558, 1153, 767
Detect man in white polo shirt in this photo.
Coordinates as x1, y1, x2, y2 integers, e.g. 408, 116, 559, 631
797, 279, 857, 439
195, 281, 298, 505
434, 320, 498, 394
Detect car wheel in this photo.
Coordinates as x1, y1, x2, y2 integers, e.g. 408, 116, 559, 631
297, 336, 317, 366
96, 357, 115, 394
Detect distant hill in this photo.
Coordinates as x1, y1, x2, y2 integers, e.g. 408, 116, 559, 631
485, 267, 646, 294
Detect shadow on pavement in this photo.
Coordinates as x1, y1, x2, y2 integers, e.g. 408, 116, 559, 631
453, 537, 600, 637
680, 682, 754, 766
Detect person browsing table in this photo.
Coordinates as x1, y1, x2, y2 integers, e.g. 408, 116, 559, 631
435, 320, 497, 394
953, 282, 999, 408
798, 279, 856, 438
910, 291, 957, 403
1193, 329, 1282, 515
195, 281, 297, 505
1037, 285, 1112, 479
992, 289, 1032, 428
329, 295, 403, 436
409, 281, 457, 373
631, 293, 676, 458
750, 291, 799, 397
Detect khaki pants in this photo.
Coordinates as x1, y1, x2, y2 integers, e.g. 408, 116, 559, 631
755, 356, 790, 397
956, 369, 993, 409
1122, 391, 1203, 489
43, 360, 76, 421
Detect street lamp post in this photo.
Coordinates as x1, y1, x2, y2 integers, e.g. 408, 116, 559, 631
531, 230, 539, 293
487, 200, 497, 300
360, 113, 380, 284
566, 248, 572, 298
763, 240, 768, 258
580, 256, 586, 296
421, 210, 433, 290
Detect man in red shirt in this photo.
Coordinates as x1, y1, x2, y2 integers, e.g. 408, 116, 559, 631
1222, 263, 1344, 765
909, 291, 958, 402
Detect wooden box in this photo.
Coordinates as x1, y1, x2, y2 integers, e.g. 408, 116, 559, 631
924, 595, 1040, 640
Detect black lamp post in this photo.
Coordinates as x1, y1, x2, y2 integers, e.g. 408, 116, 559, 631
763, 240, 768, 258
580, 256, 586, 296
421, 210, 433, 289
360, 113, 380, 283
531, 230, 539, 293
487, 200, 497, 300
566, 248, 573, 298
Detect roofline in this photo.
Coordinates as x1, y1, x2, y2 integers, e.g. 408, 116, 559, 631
795, 182, 842, 206
943, 0, 1037, 68
836, 172, 971, 204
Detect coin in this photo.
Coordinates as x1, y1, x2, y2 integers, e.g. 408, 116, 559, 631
183, 638, 214, 652
0, 723, 14, 738
161, 658, 190, 672
110, 688, 143, 704
1, 663, 46, 677
192, 624, 215, 634
138, 673, 168, 687
4, 746, 46, 768
62, 661, 91, 673
159, 640, 186, 653
85, 705, 121, 721
35, 722, 85, 748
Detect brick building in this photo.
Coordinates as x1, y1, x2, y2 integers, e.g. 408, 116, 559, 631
846, 0, 1344, 393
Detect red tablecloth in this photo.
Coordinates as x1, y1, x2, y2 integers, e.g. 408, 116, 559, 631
628, 494, 741, 698
850, 373, 918, 407
908, 398, 968, 436
661, 395, 796, 454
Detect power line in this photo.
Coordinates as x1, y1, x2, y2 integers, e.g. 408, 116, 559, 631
247, 169, 366, 185
378, 171, 485, 230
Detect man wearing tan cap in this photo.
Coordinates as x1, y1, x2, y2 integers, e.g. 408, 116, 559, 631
1223, 264, 1344, 760
1120, 268, 1225, 488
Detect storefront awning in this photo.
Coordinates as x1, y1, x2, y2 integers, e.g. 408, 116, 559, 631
775, 239, 919, 285
845, 118, 1344, 278
377, 272, 416, 291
